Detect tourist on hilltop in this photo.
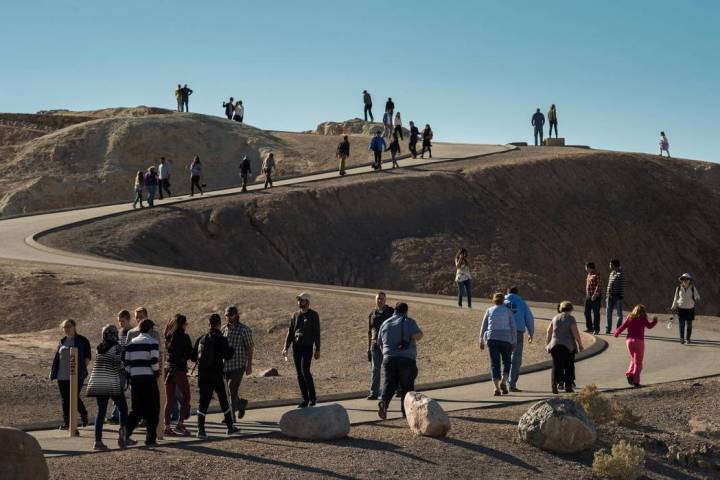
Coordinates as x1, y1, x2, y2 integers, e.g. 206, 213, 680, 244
546, 301, 584, 393
124, 319, 160, 446
659, 131, 671, 157
336, 135, 350, 176
175, 84, 182, 112
86, 324, 127, 450
107, 310, 132, 425
163, 314, 193, 437
480, 293, 516, 396
408, 121, 419, 158
191, 313, 238, 438
50, 319, 91, 431
132, 171, 144, 209
158, 157, 171, 200
189, 156, 204, 196
179, 84, 193, 112
548, 104, 558, 138
144, 166, 159, 208
234, 100, 244, 123
363, 90, 374, 122
262, 152, 275, 189
605, 259, 625, 334
455, 248, 472, 308
531, 108, 545, 146
222, 97, 235, 120
368, 131, 386, 170
367, 292, 395, 400
223, 305, 254, 422
239, 155, 252, 192
671, 273, 700, 344
282, 292, 321, 408
377, 302, 423, 419
584, 261, 602, 334
393, 112, 404, 140
420, 124, 433, 158
385, 97, 395, 115
614, 304, 657, 387
382, 111, 393, 138
386, 133, 401, 168
505, 287, 535, 392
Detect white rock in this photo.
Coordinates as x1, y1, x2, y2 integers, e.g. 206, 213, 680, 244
403, 391, 451, 437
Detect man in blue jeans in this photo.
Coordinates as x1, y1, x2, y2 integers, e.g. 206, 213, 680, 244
504, 287, 534, 392
531, 108, 545, 146
605, 259, 626, 334
367, 292, 394, 400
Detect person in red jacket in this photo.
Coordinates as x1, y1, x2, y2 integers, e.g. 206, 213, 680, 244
614, 304, 657, 387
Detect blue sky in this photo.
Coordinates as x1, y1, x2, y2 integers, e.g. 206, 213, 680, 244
2, 1, 718, 161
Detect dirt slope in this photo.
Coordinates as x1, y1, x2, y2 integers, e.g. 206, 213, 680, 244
41, 147, 720, 314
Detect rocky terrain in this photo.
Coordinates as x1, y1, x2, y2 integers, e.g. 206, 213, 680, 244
313, 118, 410, 137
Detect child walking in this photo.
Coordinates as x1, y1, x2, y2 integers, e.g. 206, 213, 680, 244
132, 171, 144, 209
659, 131, 670, 157
386, 134, 401, 168
614, 304, 657, 387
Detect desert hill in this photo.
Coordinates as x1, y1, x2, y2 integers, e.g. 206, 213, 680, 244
40, 146, 720, 314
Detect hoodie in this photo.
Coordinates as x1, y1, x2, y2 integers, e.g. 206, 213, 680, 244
504, 293, 535, 336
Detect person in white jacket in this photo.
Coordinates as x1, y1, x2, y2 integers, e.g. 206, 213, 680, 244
261, 153, 275, 189
233, 101, 244, 123
671, 273, 700, 344
393, 112, 403, 140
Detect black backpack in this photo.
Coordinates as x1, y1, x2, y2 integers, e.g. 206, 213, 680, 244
197, 333, 217, 370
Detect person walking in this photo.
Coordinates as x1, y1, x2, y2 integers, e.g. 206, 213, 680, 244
671, 273, 700, 344
163, 314, 192, 437
393, 112, 403, 140
179, 84, 193, 112
239, 155, 252, 192
420, 124, 433, 158
605, 259, 625, 334
222, 305, 254, 421
363, 90, 373, 122
408, 121, 419, 158
175, 84, 182, 112
282, 292, 321, 408
132, 171, 144, 209
386, 133, 401, 168
191, 313, 238, 438
614, 305, 657, 387
367, 292, 394, 400
107, 310, 132, 425
584, 261, 603, 334
505, 287, 535, 392
158, 157, 171, 200
455, 248, 472, 308
368, 131, 386, 170
261, 152, 275, 189
376, 302, 423, 419
50, 319, 91, 431
382, 111, 393, 138
222, 97, 235, 120
189, 156, 204, 196
336, 135, 350, 176
234, 101, 244, 123
124, 319, 160, 446
480, 293, 517, 396
144, 166, 158, 207
545, 301, 584, 393
547, 104, 558, 138
86, 325, 128, 450
659, 131, 671, 157
532, 108, 545, 146
385, 97, 395, 116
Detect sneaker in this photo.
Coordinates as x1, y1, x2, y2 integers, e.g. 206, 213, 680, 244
196, 430, 208, 439
237, 399, 248, 419
493, 389, 502, 396
163, 426, 177, 436
686, 339, 692, 345
594, 331, 600, 335
175, 425, 191, 437
551, 384, 559, 394
297, 401, 308, 408
366, 394, 378, 400
93, 441, 108, 451
309, 400, 317, 407
378, 401, 388, 420
605, 329, 611, 335
509, 386, 522, 392
145, 441, 158, 447
226, 425, 239, 435
500, 383, 509, 395
680, 339, 686, 344
125, 437, 137, 446
106, 417, 120, 425
626, 375, 634, 385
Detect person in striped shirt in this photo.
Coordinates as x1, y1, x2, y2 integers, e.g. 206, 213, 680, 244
584, 262, 603, 334
123, 319, 160, 446
606, 259, 626, 334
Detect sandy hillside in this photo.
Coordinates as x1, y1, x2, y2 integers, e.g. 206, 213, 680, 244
42, 147, 720, 314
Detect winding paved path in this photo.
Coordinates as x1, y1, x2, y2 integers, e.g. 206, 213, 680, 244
2, 142, 718, 457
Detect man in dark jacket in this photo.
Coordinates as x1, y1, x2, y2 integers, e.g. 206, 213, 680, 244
385, 97, 395, 115
363, 90, 373, 122
368, 131, 386, 170
239, 155, 252, 192
282, 292, 321, 408
336, 136, 350, 176
191, 313, 237, 438
222, 97, 235, 119
531, 108, 545, 146
179, 84, 193, 112
408, 121, 420, 158
367, 292, 394, 400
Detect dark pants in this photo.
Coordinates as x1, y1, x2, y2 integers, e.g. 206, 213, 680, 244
241, 173, 249, 192
550, 345, 575, 389
678, 308, 695, 341
421, 141, 431, 158
182, 99, 189, 112
380, 356, 417, 417
457, 279, 472, 307
584, 296, 601, 333
409, 138, 418, 158
364, 105, 373, 122
58, 378, 87, 427
233, 114, 243, 123
606, 295, 623, 333
394, 125, 403, 140
198, 371, 233, 430
372, 150, 382, 169
95, 395, 127, 442
158, 178, 171, 199
190, 175, 203, 195
225, 369, 245, 415
126, 376, 160, 445
534, 126, 543, 145
264, 171, 273, 189
548, 121, 558, 138
292, 345, 316, 402
487, 339, 513, 380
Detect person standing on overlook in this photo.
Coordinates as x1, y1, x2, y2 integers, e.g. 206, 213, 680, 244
363, 90, 373, 122
531, 108, 545, 146
234, 100, 244, 123
367, 292, 394, 400
222, 97, 235, 120
382, 111, 393, 138
282, 292, 321, 408
179, 84, 193, 112
175, 84, 182, 112
659, 131, 671, 157
385, 97, 395, 116
548, 104, 558, 138
336, 135, 350, 176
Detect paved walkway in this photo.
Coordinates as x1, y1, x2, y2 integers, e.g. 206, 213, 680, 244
1, 142, 719, 457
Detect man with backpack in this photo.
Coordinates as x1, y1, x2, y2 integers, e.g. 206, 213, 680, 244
191, 313, 238, 438
368, 131, 386, 170
336, 136, 350, 176
239, 155, 252, 192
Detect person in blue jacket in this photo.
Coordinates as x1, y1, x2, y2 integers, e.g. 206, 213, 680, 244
368, 131, 386, 170
504, 287, 535, 392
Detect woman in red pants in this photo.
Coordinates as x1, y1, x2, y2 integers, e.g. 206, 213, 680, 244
614, 305, 658, 387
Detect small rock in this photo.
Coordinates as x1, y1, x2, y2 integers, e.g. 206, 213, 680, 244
403, 392, 451, 437
259, 368, 279, 377
279, 403, 350, 441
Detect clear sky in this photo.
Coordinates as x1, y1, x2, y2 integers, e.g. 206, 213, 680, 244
2, 0, 718, 161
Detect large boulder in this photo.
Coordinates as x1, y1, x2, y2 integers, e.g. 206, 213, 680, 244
315, 118, 410, 137
0, 426, 49, 480
404, 392, 451, 437
518, 398, 596, 453
279, 403, 350, 441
